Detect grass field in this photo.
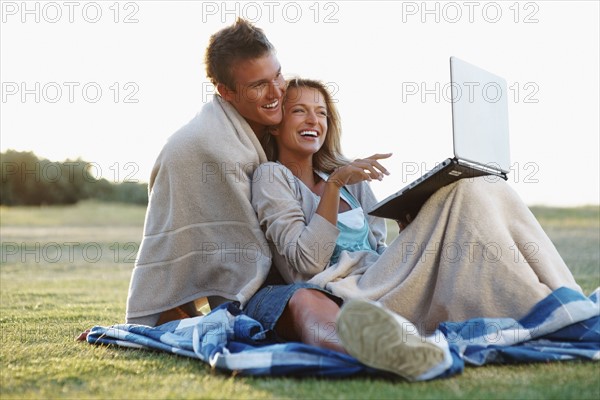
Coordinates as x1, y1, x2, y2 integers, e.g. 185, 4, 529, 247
1, 201, 599, 399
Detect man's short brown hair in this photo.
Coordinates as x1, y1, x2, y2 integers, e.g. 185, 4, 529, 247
205, 18, 275, 90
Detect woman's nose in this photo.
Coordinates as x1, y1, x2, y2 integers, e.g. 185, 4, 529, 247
305, 111, 318, 124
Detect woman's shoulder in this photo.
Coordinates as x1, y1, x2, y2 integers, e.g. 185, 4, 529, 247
346, 179, 379, 204
254, 161, 282, 172
254, 161, 288, 178
252, 162, 298, 189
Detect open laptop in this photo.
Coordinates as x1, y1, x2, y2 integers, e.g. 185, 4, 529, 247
367, 57, 510, 224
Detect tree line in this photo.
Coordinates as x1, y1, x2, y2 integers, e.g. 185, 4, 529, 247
0, 150, 148, 206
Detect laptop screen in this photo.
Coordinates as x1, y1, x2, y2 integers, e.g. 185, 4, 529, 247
450, 57, 511, 174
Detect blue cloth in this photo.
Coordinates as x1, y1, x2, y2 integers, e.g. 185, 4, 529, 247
314, 170, 375, 264
86, 287, 599, 379
438, 287, 600, 374
87, 302, 378, 377
331, 187, 376, 264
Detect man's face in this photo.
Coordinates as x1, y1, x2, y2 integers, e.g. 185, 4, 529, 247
219, 52, 285, 136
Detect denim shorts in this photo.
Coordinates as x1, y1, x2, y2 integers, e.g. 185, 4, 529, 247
243, 282, 341, 334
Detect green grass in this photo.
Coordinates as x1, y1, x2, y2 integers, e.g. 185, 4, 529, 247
1, 201, 599, 399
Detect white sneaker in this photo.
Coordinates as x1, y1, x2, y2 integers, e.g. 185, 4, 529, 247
337, 298, 447, 381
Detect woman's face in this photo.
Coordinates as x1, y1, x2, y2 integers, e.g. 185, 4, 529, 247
275, 86, 328, 161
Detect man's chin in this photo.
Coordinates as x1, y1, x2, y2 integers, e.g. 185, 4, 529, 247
261, 113, 283, 126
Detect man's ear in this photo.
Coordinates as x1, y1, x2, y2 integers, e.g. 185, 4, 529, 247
217, 83, 234, 102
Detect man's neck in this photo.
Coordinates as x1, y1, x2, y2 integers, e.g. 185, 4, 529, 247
247, 121, 266, 141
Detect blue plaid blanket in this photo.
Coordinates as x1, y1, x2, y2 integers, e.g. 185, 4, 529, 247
87, 287, 599, 379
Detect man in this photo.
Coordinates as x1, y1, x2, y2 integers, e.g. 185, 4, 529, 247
126, 18, 348, 344
126, 18, 284, 326
125, 18, 448, 382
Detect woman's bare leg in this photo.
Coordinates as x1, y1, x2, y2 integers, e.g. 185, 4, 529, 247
275, 288, 346, 353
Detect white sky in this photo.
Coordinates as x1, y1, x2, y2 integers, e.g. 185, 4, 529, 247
1, 0, 599, 206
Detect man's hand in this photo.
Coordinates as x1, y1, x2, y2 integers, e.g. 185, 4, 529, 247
396, 213, 414, 232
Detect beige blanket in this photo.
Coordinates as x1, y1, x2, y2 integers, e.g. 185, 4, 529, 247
252, 163, 582, 333
310, 177, 582, 332
126, 96, 271, 326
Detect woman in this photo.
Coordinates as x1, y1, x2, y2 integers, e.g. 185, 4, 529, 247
251, 78, 582, 335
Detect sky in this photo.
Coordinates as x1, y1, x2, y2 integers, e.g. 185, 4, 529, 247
1, 0, 599, 206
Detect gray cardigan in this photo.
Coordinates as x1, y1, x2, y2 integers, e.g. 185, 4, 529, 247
251, 162, 387, 284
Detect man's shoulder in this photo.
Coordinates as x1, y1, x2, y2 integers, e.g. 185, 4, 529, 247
160, 99, 221, 151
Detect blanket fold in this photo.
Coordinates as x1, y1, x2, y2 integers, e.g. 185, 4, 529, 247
125, 96, 272, 326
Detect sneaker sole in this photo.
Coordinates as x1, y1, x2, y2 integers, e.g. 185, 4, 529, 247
337, 299, 445, 381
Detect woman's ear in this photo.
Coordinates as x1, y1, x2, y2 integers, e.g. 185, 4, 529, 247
268, 127, 280, 136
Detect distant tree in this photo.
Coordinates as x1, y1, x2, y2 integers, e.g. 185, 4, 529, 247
0, 150, 148, 205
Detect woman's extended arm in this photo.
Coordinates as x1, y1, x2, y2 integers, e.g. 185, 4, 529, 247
317, 153, 392, 226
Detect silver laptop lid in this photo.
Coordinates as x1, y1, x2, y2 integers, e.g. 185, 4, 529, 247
450, 57, 510, 174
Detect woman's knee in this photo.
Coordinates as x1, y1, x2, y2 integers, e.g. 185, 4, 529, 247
275, 288, 337, 341
453, 176, 509, 200
454, 176, 485, 192
287, 288, 341, 322
289, 288, 332, 311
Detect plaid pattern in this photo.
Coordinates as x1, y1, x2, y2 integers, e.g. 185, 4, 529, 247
87, 287, 599, 379
439, 287, 599, 374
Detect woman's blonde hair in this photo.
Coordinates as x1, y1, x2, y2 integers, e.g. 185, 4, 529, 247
261, 78, 349, 173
